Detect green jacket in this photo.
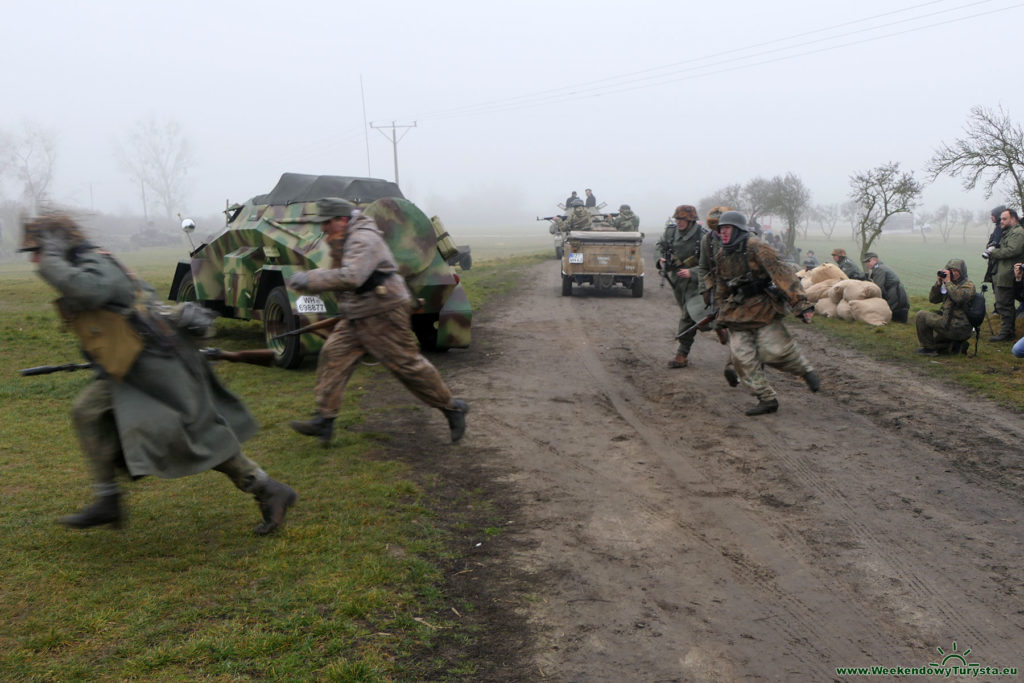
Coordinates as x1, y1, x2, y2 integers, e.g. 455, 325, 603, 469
38, 246, 258, 479
988, 223, 1024, 288
656, 222, 703, 294
868, 262, 909, 313
612, 210, 639, 232
928, 258, 975, 335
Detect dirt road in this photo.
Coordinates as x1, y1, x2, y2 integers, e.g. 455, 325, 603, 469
371, 258, 1024, 681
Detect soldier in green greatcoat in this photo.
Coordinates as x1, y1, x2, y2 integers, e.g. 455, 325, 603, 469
657, 204, 713, 368
21, 213, 297, 534
611, 204, 639, 232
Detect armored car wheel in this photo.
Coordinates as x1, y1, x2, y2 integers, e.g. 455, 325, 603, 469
264, 286, 304, 369
561, 275, 572, 297
175, 271, 197, 302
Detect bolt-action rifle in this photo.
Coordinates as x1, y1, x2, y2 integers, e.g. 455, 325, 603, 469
675, 313, 717, 340
271, 315, 342, 341
20, 348, 277, 376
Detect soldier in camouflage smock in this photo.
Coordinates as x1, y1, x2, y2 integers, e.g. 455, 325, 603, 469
697, 206, 739, 387
287, 198, 469, 445
20, 213, 297, 534
657, 204, 712, 368
612, 204, 639, 232
914, 258, 975, 355
709, 211, 820, 415
564, 200, 593, 231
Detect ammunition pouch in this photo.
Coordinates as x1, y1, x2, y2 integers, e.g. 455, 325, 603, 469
681, 254, 699, 268
355, 270, 392, 295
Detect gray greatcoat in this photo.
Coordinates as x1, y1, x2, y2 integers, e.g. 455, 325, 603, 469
38, 246, 257, 479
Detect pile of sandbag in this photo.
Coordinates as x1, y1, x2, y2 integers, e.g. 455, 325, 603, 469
801, 263, 892, 326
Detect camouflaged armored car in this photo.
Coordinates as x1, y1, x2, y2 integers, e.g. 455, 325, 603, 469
169, 173, 472, 368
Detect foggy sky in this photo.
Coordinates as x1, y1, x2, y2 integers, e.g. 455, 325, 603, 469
2, 0, 1022, 228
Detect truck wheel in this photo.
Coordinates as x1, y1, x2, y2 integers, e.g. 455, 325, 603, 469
263, 286, 303, 369
555, 245, 563, 259
631, 277, 644, 298
175, 271, 197, 302
561, 275, 572, 297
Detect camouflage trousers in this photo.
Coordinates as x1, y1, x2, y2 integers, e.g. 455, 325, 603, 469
71, 379, 267, 493
727, 319, 814, 402
671, 280, 712, 355
915, 311, 971, 349
314, 301, 454, 419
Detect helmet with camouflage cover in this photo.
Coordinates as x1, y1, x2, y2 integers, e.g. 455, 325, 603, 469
673, 204, 698, 221
19, 212, 89, 253
568, 197, 585, 208
706, 205, 733, 232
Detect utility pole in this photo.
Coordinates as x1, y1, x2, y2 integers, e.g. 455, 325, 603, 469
370, 120, 416, 185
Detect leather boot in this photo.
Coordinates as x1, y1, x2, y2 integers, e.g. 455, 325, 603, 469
441, 399, 470, 443
745, 399, 779, 416
667, 353, 688, 368
289, 414, 335, 445
803, 370, 821, 392
723, 364, 739, 387
59, 493, 122, 529
253, 478, 297, 536
714, 327, 730, 345
989, 332, 1013, 342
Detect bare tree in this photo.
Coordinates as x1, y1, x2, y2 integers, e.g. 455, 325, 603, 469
952, 207, 973, 243
928, 105, 1024, 210
742, 177, 776, 223
816, 203, 840, 238
931, 204, 952, 244
117, 116, 193, 219
697, 184, 743, 219
840, 200, 860, 241
2, 122, 58, 213
849, 162, 922, 261
770, 173, 811, 254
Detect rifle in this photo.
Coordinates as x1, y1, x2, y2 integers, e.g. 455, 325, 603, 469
675, 313, 717, 340
656, 244, 677, 288
200, 348, 277, 366
271, 315, 341, 341
19, 362, 93, 376
536, 215, 566, 222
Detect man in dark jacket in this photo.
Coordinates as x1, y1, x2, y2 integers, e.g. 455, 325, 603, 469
914, 258, 975, 355
863, 252, 910, 323
21, 213, 296, 533
985, 208, 1024, 341
287, 198, 469, 445
831, 248, 864, 279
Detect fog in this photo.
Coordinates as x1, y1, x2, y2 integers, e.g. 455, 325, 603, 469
2, 0, 1022, 236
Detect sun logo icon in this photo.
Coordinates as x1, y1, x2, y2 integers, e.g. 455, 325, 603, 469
929, 642, 979, 668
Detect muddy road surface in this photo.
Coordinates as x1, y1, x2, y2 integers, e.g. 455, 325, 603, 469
370, 258, 1024, 681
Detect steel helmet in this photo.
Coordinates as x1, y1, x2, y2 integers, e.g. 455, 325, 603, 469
717, 210, 749, 231
673, 204, 698, 221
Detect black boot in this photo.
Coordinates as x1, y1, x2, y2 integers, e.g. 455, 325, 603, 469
253, 478, 297, 536
289, 414, 335, 445
59, 493, 122, 529
745, 399, 779, 416
723, 365, 739, 387
803, 370, 821, 392
441, 399, 469, 443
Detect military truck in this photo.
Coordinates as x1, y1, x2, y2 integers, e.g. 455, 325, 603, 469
560, 222, 645, 297
168, 173, 472, 368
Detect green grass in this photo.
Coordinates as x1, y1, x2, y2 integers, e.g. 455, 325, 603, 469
0, 250, 544, 682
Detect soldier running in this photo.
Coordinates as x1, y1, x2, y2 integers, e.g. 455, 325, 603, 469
287, 198, 469, 445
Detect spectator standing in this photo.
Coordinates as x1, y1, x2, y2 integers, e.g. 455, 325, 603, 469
985, 208, 1024, 341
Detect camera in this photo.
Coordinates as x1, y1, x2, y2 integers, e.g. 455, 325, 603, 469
937, 270, 947, 278
981, 251, 990, 260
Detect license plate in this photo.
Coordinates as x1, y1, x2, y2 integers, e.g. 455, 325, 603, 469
568, 253, 583, 264
296, 295, 327, 314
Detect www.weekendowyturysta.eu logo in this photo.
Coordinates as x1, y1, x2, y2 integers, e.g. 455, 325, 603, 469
835, 642, 1018, 678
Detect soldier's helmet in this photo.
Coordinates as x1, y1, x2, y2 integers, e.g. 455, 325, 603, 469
717, 210, 749, 231
312, 197, 356, 222
19, 212, 88, 252
619, 204, 630, 212
673, 204, 698, 221
568, 198, 585, 208
706, 205, 734, 232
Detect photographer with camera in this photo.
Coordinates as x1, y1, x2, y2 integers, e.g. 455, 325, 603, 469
914, 259, 976, 356
982, 208, 1024, 341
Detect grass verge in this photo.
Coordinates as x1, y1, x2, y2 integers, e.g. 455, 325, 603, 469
0, 252, 545, 682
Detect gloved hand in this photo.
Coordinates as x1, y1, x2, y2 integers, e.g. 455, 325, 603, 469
987, 245, 996, 254
288, 272, 310, 292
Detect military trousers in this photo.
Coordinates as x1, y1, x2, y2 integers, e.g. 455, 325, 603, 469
993, 285, 1017, 335
727, 319, 813, 402
72, 379, 267, 492
671, 278, 711, 355
915, 311, 971, 350
314, 301, 454, 419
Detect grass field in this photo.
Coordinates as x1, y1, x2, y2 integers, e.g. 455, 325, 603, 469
0, 250, 544, 682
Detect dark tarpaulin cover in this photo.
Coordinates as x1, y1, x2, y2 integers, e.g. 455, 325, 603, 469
253, 173, 405, 205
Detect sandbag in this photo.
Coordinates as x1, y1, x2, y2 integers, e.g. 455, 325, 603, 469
808, 263, 847, 284
841, 280, 882, 301
815, 298, 838, 318
805, 278, 839, 303
836, 299, 854, 321
849, 298, 892, 326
